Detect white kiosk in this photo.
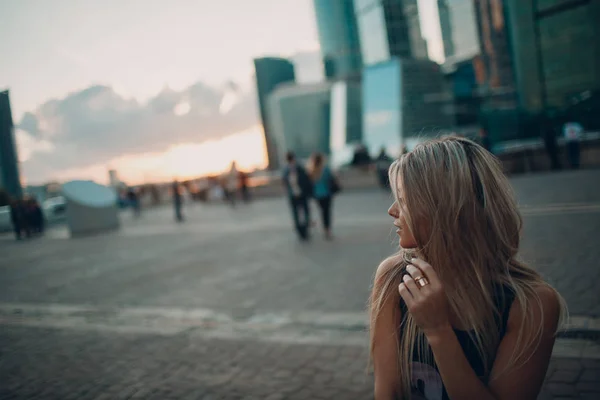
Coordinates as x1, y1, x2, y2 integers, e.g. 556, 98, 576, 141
62, 180, 120, 237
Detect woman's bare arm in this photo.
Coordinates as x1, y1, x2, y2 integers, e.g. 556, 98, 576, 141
372, 258, 403, 400
426, 285, 560, 400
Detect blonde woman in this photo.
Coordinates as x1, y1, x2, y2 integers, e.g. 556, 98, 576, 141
370, 136, 565, 399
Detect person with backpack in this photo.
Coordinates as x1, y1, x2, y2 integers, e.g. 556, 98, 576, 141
308, 152, 340, 240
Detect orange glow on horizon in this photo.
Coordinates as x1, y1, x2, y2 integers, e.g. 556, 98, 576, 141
47, 125, 269, 186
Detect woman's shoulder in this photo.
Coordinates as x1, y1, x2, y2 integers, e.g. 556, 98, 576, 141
507, 283, 562, 332
375, 254, 404, 282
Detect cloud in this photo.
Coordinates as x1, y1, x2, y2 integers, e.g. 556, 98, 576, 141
17, 81, 259, 183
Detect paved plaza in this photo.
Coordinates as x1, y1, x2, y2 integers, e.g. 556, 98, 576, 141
1, 169, 599, 399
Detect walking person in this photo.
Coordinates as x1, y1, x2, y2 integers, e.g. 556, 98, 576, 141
172, 180, 184, 222
28, 198, 44, 235
127, 188, 141, 218
370, 136, 564, 399
375, 147, 393, 190
563, 119, 583, 169
308, 153, 339, 240
542, 118, 561, 170
224, 162, 238, 208
282, 151, 313, 240
238, 170, 251, 203
9, 199, 24, 240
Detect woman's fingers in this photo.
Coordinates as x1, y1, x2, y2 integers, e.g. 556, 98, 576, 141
410, 258, 441, 289
406, 264, 431, 294
398, 281, 414, 307
402, 273, 421, 297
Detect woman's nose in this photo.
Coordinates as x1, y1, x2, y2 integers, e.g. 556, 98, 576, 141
388, 203, 398, 218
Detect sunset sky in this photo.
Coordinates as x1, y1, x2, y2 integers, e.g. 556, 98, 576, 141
0, 0, 445, 186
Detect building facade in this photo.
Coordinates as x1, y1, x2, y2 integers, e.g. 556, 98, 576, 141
473, 0, 516, 92
403, 0, 428, 59
473, 0, 518, 108
0, 90, 22, 199
507, 0, 600, 113
442, 0, 480, 62
438, 0, 455, 59
329, 79, 363, 168
354, 0, 414, 66
267, 82, 334, 163
362, 58, 453, 157
313, 0, 362, 79
253, 58, 296, 170
442, 58, 480, 126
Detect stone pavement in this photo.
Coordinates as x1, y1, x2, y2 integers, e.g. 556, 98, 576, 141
0, 169, 599, 399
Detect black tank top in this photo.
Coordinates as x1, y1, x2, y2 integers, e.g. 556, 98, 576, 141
399, 285, 515, 400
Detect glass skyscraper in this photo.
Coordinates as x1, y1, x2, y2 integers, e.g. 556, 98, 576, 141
313, 0, 362, 79
354, 0, 430, 66
0, 90, 22, 199
439, 0, 480, 62
473, 0, 516, 94
403, 0, 428, 59
362, 58, 453, 156
438, 0, 455, 59
354, 0, 413, 66
504, 0, 600, 112
253, 58, 295, 170
267, 82, 333, 162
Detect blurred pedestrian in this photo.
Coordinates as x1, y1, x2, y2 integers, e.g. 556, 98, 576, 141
375, 147, 393, 190
28, 198, 44, 235
238, 170, 251, 203
282, 151, 313, 240
351, 144, 372, 171
542, 118, 561, 170
308, 153, 339, 240
127, 188, 141, 218
225, 161, 238, 207
9, 199, 25, 240
563, 120, 583, 169
172, 180, 184, 222
370, 136, 564, 399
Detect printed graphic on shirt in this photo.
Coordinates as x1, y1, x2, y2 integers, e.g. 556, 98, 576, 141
411, 361, 443, 400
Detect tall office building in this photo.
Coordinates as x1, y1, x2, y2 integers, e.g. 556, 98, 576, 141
362, 58, 453, 156
354, 0, 413, 66
440, 0, 480, 62
473, 0, 516, 103
506, 0, 600, 112
313, 0, 362, 79
267, 82, 334, 162
0, 90, 22, 199
438, 0, 455, 59
403, 0, 428, 59
253, 58, 295, 170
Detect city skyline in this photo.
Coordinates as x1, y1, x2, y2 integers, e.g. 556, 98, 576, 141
1, 0, 448, 185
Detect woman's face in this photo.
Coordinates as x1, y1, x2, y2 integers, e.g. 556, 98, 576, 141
388, 185, 418, 249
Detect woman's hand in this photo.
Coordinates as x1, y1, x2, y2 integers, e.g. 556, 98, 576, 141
398, 258, 452, 337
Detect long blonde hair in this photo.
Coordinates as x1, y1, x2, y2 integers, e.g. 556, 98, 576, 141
369, 136, 566, 397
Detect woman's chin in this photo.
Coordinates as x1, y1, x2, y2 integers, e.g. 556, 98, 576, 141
399, 240, 417, 249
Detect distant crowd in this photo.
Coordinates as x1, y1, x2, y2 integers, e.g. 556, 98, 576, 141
9, 198, 45, 240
